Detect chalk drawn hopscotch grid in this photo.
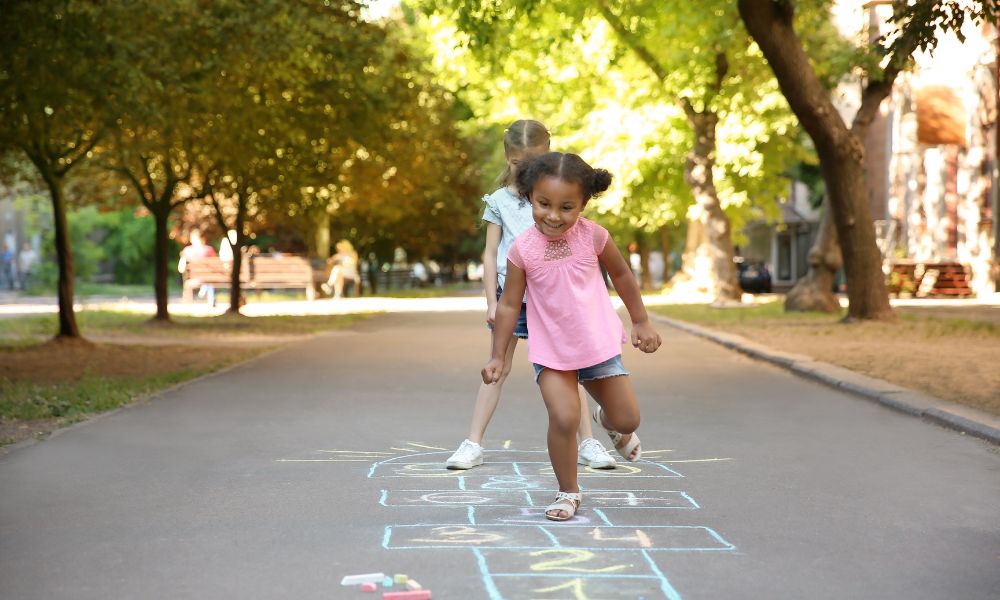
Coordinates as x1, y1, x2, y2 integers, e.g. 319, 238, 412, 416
360, 448, 736, 600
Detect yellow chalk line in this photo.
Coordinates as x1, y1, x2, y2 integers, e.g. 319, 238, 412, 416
406, 442, 448, 450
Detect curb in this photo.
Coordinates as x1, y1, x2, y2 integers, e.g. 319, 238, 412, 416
651, 314, 1000, 445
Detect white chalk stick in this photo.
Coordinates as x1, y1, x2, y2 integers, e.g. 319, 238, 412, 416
341, 572, 385, 586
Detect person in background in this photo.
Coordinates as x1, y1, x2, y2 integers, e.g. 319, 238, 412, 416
0, 244, 14, 290
323, 239, 359, 298
218, 230, 237, 270
178, 230, 218, 305
16, 241, 38, 291
410, 261, 428, 288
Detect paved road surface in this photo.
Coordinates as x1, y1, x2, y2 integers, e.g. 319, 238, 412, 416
1, 310, 998, 599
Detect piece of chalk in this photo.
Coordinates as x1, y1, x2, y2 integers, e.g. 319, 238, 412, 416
382, 591, 431, 600
383, 576, 394, 588
405, 579, 422, 590
341, 573, 385, 586
393, 574, 408, 585
361, 582, 378, 592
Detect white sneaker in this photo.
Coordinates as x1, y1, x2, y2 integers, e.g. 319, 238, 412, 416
446, 439, 484, 470
577, 437, 617, 469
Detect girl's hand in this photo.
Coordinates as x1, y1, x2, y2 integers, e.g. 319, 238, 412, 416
482, 358, 504, 384
631, 320, 662, 353
486, 301, 497, 326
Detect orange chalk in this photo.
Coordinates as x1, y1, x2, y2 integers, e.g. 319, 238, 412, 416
382, 590, 431, 600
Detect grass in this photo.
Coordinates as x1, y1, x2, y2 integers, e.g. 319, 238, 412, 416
24, 282, 164, 298
75, 282, 161, 298
1, 369, 211, 422
0, 346, 260, 447
0, 310, 372, 342
650, 300, 1000, 337
0, 311, 370, 447
649, 300, 1000, 415
651, 300, 842, 325
370, 283, 480, 298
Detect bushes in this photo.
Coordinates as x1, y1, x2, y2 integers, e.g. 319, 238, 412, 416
32, 207, 178, 291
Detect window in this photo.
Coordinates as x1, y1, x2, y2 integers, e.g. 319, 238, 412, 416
796, 229, 812, 279
776, 233, 792, 281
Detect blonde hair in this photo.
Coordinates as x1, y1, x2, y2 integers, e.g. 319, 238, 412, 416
496, 119, 550, 188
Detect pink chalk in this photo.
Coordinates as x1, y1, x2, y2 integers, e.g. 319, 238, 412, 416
360, 582, 378, 592
382, 591, 431, 600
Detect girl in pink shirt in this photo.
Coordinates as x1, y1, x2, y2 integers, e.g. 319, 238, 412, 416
482, 152, 662, 521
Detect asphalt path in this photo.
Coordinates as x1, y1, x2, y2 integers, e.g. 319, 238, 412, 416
1, 310, 998, 599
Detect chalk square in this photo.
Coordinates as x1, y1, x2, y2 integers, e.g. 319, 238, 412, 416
488, 573, 676, 599
383, 524, 734, 552
476, 548, 659, 578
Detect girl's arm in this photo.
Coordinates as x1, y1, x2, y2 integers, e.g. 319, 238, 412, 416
599, 238, 662, 353
483, 223, 502, 323
482, 260, 527, 383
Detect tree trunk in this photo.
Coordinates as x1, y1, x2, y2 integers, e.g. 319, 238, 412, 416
227, 241, 242, 315
658, 225, 671, 279
670, 110, 741, 302
41, 169, 81, 338
785, 202, 841, 313
738, 0, 895, 321
635, 229, 652, 291
151, 207, 171, 322
594, 7, 737, 302
314, 212, 330, 260
821, 149, 894, 320
226, 197, 246, 316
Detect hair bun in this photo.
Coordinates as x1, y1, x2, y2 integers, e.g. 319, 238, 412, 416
589, 169, 613, 195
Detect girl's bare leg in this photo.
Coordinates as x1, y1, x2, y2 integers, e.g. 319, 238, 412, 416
467, 334, 519, 444
538, 368, 582, 518
577, 386, 595, 441
581, 376, 640, 450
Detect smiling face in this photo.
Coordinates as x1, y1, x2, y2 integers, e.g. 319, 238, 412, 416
530, 175, 585, 238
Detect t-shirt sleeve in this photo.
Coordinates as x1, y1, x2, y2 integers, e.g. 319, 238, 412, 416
482, 193, 502, 225
592, 222, 610, 255
507, 239, 524, 269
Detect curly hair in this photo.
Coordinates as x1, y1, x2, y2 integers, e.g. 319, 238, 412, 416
515, 152, 612, 204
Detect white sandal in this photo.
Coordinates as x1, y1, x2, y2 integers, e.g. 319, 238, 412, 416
545, 491, 582, 522
593, 406, 641, 462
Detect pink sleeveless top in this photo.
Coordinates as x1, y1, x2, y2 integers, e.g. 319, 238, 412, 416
507, 217, 625, 370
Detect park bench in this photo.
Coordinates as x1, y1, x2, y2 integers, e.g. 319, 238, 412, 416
183, 255, 316, 302
886, 260, 973, 297
245, 255, 316, 300
182, 257, 247, 302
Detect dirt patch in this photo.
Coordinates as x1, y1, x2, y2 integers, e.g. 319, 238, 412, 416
702, 319, 1000, 416
894, 305, 1000, 325
1, 339, 261, 384
0, 340, 266, 448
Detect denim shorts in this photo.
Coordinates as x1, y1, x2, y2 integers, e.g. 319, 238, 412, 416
533, 354, 629, 383
488, 287, 528, 339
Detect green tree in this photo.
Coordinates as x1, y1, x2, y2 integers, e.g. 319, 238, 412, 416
99, 1, 223, 321
738, 0, 998, 321
419, 0, 808, 301
272, 7, 484, 276
188, 1, 421, 313
0, 0, 130, 338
